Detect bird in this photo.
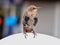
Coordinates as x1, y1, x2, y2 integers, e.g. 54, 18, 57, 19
22, 5, 38, 38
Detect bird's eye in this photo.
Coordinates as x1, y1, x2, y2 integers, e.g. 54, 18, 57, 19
33, 8, 36, 9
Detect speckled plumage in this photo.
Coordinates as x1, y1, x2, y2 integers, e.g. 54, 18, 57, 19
22, 5, 38, 38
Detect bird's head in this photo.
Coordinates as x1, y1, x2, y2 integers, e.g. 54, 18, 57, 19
27, 5, 37, 12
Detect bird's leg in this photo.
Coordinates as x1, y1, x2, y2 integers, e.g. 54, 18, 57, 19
32, 30, 37, 38
23, 30, 27, 38
23, 31, 28, 38
23, 30, 26, 38
23, 27, 28, 38
33, 31, 35, 38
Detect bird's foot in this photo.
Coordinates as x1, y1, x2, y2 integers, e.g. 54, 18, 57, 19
24, 34, 28, 39
33, 33, 37, 38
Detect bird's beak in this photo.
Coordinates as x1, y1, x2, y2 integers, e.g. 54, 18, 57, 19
37, 7, 42, 9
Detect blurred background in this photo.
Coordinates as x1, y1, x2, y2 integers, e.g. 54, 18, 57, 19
0, 0, 60, 39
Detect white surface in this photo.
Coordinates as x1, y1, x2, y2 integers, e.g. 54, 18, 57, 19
0, 33, 60, 45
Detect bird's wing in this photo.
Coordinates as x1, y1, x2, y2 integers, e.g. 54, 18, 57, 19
33, 13, 38, 26
33, 17, 38, 26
